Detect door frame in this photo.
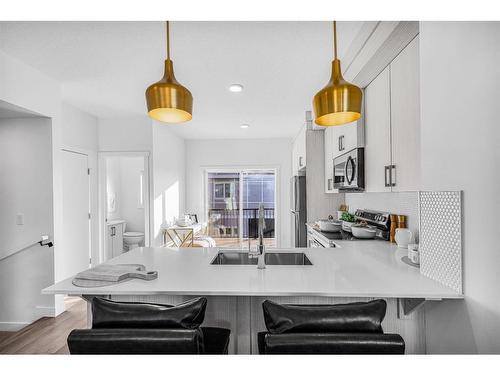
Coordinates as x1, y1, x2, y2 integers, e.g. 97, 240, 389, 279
98, 151, 152, 262
203, 165, 281, 248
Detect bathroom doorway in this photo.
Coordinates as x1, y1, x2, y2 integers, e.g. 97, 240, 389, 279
98, 152, 151, 261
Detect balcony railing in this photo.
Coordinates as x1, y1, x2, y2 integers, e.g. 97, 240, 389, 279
208, 208, 275, 238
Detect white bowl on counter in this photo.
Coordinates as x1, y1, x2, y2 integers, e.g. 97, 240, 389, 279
351, 225, 377, 239
341, 221, 355, 232
317, 219, 342, 232
176, 219, 193, 227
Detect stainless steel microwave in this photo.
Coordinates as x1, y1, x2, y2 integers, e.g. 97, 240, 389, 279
333, 147, 365, 191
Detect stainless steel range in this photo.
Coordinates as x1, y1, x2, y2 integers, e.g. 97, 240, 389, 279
306, 209, 391, 248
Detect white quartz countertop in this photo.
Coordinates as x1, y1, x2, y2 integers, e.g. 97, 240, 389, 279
43, 240, 463, 299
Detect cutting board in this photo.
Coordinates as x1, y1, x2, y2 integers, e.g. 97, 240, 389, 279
72, 264, 158, 288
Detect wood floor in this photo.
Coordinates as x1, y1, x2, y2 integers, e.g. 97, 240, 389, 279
0, 297, 87, 354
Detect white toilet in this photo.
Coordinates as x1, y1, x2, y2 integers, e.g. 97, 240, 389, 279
123, 230, 144, 251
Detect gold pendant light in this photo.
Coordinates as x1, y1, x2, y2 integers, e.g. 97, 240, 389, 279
146, 21, 193, 123
313, 21, 362, 126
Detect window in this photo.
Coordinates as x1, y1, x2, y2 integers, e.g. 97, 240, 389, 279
214, 182, 233, 199
206, 170, 276, 248
214, 183, 225, 198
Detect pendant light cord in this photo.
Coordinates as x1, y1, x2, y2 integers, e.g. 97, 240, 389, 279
166, 21, 171, 60
333, 21, 338, 60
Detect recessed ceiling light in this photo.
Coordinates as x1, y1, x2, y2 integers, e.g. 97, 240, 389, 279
229, 84, 244, 93
240, 124, 250, 129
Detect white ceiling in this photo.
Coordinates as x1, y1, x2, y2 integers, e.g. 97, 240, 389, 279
0, 21, 363, 139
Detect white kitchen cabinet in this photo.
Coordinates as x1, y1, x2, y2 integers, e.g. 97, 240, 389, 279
390, 36, 420, 191
107, 221, 124, 259
364, 65, 392, 192
331, 120, 364, 159
363, 36, 420, 192
292, 123, 307, 176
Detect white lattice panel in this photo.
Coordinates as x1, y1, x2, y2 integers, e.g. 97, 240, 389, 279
419, 191, 462, 293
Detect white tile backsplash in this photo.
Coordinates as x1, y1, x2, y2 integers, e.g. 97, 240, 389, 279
345, 191, 419, 238
418, 191, 462, 293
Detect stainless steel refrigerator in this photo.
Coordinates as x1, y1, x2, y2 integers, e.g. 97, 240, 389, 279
291, 175, 307, 247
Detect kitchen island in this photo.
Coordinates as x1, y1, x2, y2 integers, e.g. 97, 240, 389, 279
43, 242, 462, 354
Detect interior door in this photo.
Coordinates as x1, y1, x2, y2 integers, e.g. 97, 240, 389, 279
61, 150, 90, 279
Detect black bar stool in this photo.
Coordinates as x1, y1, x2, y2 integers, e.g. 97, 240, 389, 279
68, 297, 230, 354
258, 299, 405, 354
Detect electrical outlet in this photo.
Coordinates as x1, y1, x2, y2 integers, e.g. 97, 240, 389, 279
16, 213, 24, 225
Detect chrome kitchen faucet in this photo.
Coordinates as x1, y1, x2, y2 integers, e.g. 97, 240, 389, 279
249, 203, 266, 269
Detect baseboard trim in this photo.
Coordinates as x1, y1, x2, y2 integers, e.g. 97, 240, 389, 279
0, 321, 30, 331
0, 306, 56, 332
36, 305, 56, 318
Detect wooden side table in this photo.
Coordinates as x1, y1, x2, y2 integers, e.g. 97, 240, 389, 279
163, 223, 206, 247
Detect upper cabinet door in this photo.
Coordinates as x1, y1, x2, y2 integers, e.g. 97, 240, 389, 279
364, 66, 392, 192
390, 36, 420, 192
331, 120, 363, 160
342, 121, 361, 153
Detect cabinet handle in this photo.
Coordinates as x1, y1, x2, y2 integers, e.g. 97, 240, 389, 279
328, 178, 333, 190
299, 156, 303, 167
111, 226, 115, 236
390, 165, 396, 187
384, 166, 390, 187
338, 136, 342, 151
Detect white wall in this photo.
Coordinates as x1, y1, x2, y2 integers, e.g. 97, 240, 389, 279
61, 102, 98, 152
105, 156, 145, 234
0, 50, 67, 317
152, 124, 186, 246
106, 157, 122, 221
0, 50, 101, 321
0, 117, 55, 330
120, 157, 146, 233
98, 116, 152, 152
419, 22, 500, 353
185, 138, 292, 248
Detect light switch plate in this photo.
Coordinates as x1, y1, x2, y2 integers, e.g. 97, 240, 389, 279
16, 213, 24, 225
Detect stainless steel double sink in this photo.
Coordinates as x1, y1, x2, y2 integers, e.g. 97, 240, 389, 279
210, 251, 312, 266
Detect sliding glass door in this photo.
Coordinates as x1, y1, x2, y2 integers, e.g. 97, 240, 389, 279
206, 169, 276, 248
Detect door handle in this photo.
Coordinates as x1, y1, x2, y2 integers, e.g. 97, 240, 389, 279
390, 165, 396, 187
384, 166, 390, 187
345, 156, 355, 185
